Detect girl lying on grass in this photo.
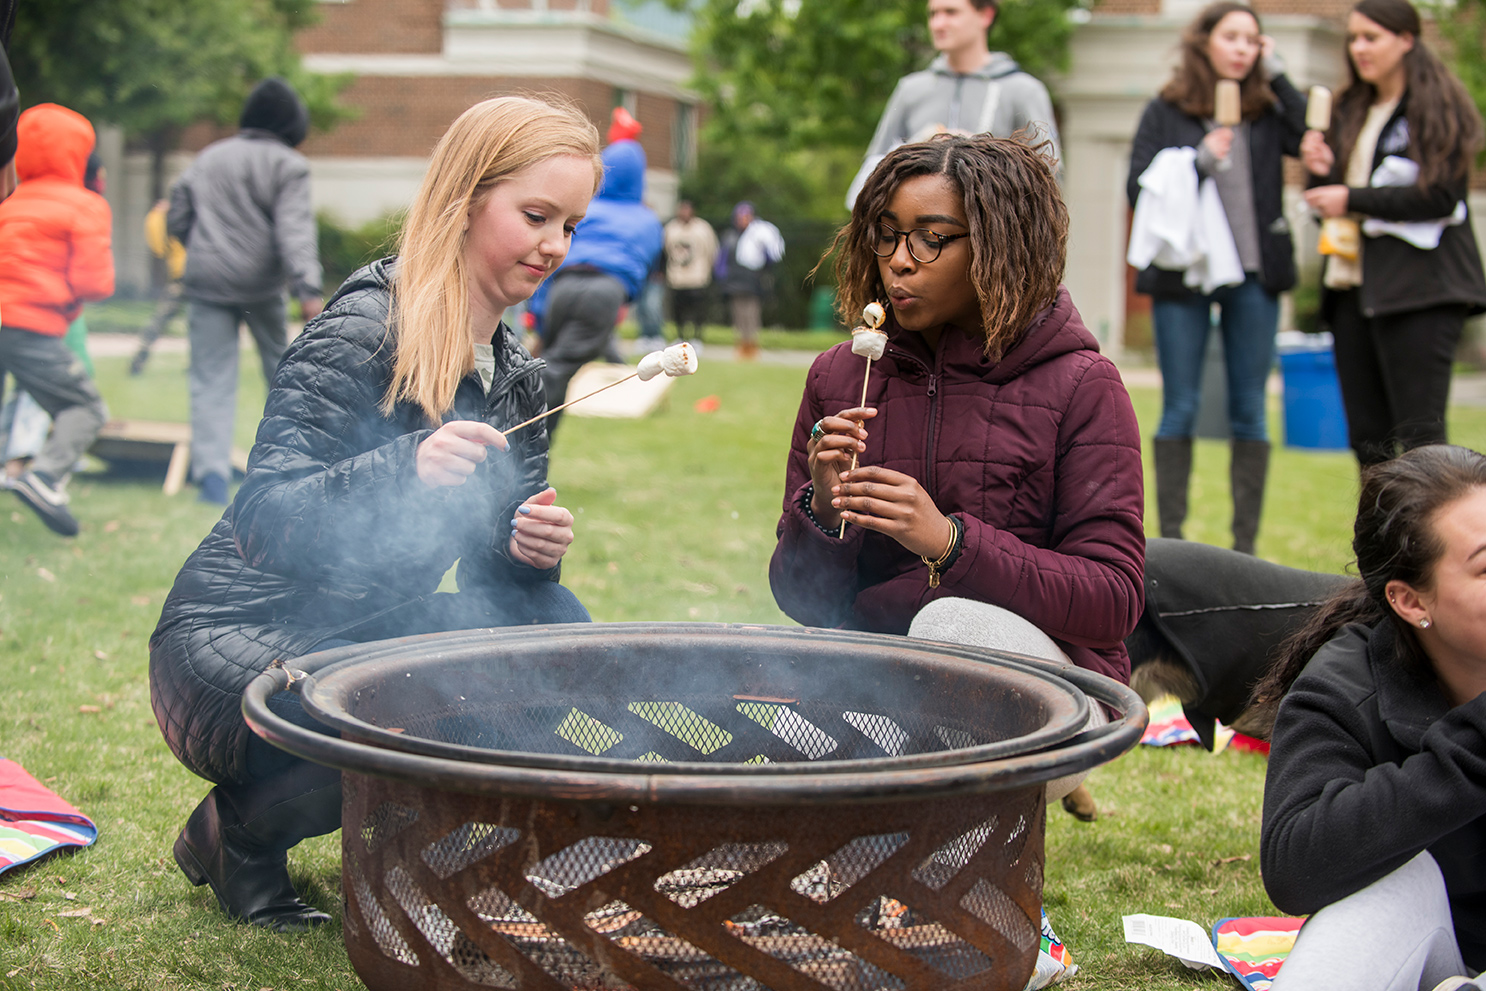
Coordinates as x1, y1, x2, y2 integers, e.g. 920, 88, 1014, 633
1258, 445, 1486, 991
768, 134, 1146, 816
149, 96, 597, 932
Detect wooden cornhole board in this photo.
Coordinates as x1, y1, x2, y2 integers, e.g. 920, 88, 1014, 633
89, 420, 249, 496
563, 362, 675, 419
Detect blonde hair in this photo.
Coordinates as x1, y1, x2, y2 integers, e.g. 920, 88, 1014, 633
384, 96, 602, 422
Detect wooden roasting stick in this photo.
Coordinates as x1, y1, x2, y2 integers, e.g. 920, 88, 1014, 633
840, 302, 888, 538
503, 341, 699, 435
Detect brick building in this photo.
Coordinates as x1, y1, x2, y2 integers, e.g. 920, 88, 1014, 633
107, 0, 696, 295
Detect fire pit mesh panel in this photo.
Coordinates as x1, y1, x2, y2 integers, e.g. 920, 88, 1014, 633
342, 774, 1048, 991
388, 696, 1007, 767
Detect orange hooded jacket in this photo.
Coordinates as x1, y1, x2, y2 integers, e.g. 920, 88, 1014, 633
0, 104, 114, 336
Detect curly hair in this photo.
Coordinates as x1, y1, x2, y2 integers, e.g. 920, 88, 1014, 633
1158, 2, 1276, 121
822, 133, 1066, 361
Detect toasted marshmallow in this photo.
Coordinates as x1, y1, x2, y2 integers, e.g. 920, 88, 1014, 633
862, 301, 886, 330
637, 341, 700, 381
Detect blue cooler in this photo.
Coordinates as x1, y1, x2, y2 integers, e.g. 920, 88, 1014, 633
1277, 332, 1349, 450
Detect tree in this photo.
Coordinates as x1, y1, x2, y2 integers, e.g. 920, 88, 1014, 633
1430, 0, 1486, 143
665, 0, 1084, 325
9, 0, 352, 200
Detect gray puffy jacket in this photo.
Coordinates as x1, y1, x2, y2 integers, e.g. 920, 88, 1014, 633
148, 258, 555, 784
167, 130, 322, 304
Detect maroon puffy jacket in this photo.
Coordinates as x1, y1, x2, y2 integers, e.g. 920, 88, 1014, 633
769, 286, 1145, 684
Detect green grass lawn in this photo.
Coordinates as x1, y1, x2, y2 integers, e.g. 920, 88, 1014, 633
4, 341, 1486, 990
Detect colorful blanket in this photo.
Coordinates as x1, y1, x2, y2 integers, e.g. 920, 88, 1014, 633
0, 757, 97, 875
1212, 916, 1306, 991
1139, 695, 1271, 755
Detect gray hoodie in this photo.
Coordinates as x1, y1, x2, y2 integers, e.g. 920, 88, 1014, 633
168, 79, 321, 305
847, 52, 1061, 207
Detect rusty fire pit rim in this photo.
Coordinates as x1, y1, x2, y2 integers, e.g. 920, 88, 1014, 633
243, 627, 1148, 807
285, 622, 1094, 776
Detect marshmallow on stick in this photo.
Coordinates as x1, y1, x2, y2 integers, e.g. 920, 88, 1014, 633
504, 341, 698, 435
1306, 86, 1332, 131
1214, 79, 1242, 127
839, 302, 888, 538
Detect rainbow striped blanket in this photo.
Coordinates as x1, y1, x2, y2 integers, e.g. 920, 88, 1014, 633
1212, 916, 1306, 991
0, 757, 97, 875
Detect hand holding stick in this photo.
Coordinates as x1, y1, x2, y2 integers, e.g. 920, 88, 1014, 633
840, 302, 888, 538
503, 341, 699, 435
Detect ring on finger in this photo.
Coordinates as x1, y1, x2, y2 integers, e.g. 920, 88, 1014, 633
810, 419, 826, 441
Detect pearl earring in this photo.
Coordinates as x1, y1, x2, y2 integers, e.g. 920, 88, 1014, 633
1420, 619, 1431, 629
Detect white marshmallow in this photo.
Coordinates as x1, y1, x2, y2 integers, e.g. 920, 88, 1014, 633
637, 341, 700, 381
851, 328, 887, 361
862, 301, 886, 330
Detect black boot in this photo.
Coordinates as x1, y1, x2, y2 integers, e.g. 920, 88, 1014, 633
174, 761, 341, 932
1230, 439, 1270, 556
1153, 437, 1193, 540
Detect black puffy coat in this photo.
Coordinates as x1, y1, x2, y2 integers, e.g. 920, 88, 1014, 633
149, 258, 556, 784
1313, 93, 1486, 320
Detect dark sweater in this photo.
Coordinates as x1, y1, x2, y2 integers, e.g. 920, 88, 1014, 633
1312, 93, 1486, 320
1127, 74, 1307, 298
1261, 620, 1486, 968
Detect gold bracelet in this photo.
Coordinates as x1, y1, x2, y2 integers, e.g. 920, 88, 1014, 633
922, 516, 959, 589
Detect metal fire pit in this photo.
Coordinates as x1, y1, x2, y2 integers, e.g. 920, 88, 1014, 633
244, 623, 1146, 991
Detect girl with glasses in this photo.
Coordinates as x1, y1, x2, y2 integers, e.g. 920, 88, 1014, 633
769, 133, 1145, 818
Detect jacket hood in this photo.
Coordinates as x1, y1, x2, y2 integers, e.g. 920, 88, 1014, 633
15, 103, 95, 185
928, 50, 1022, 80
239, 77, 309, 147
985, 286, 1097, 383
598, 140, 647, 203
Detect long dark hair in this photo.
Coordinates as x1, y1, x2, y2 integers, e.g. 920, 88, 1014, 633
1159, 2, 1276, 121
820, 133, 1066, 362
1252, 445, 1486, 709
1329, 0, 1483, 187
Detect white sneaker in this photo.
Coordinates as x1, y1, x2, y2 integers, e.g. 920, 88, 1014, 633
13, 470, 79, 537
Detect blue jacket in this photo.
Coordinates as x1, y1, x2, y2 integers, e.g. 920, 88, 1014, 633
527, 140, 662, 328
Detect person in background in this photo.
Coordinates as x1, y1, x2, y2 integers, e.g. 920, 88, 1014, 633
1126, 2, 1306, 555
718, 201, 784, 361
168, 77, 324, 506
525, 133, 662, 437
1301, 0, 1486, 468
150, 95, 595, 933
0, 104, 114, 537
634, 252, 668, 352
846, 0, 1062, 208
1257, 445, 1486, 991
130, 198, 188, 376
663, 199, 718, 348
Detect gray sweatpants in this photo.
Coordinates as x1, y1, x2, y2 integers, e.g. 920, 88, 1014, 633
187, 297, 287, 483
907, 597, 1105, 803
1272, 851, 1481, 991
0, 327, 107, 481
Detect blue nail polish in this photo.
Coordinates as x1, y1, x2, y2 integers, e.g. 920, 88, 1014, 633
519, 506, 533, 514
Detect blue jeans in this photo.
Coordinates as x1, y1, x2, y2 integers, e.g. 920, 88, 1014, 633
1152, 276, 1278, 442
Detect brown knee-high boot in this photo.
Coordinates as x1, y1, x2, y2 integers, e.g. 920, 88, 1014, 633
1230, 439, 1270, 555
1153, 437, 1193, 540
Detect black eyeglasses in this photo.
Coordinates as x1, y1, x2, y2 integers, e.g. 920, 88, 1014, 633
870, 221, 970, 264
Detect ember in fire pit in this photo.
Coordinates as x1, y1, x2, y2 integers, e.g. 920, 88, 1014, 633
244, 623, 1146, 991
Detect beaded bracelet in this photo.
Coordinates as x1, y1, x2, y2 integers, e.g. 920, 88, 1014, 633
800, 484, 842, 537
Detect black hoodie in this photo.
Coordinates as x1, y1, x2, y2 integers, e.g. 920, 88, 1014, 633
238, 76, 309, 148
